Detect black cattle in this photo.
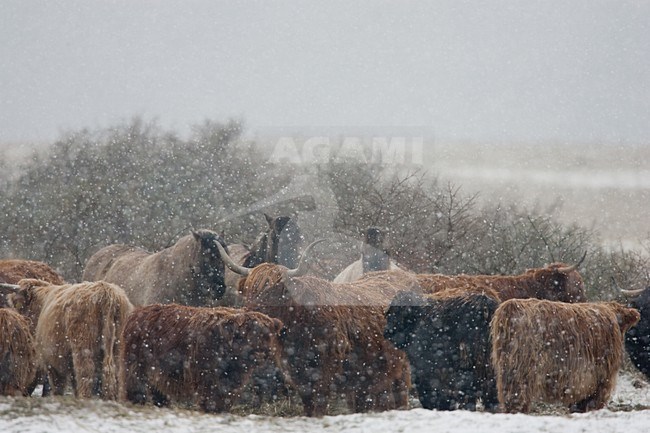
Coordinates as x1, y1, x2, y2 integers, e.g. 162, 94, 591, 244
622, 287, 650, 380
384, 289, 500, 411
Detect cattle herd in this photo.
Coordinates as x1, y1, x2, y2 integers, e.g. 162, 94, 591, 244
0, 217, 649, 417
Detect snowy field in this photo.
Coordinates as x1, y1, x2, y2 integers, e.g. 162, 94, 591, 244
1, 370, 649, 433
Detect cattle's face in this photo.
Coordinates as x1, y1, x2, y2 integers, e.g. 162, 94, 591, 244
192, 231, 228, 300
384, 291, 427, 349
534, 266, 586, 303
240, 264, 288, 306
221, 315, 285, 370
265, 215, 302, 268
364, 227, 384, 247
8, 279, 48, 321
609, 303, 641, 334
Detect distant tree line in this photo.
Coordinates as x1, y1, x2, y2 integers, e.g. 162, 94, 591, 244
0, 117, 647, 299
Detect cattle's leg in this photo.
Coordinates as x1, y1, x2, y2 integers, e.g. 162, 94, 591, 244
25, 371, 48, 397
151, 388, 170, 408
93, 348, 104, 397
197, 380, 228, 413
41, 374, 52, 397
123, 360, 148, 405
481, 382, 500, 412
570, 385, 610, 413
392, 372, 411, 409
48, 368, 67, 396
501, 391, 529, 414
71, 348, 97, 398
300, 384, 330, 417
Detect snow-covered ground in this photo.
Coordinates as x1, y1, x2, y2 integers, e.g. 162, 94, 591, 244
2, 371, 649, 433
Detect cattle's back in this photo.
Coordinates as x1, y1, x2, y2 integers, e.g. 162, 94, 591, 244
333, 259, 401, 283
491, 299, 637, 406
82, 244, 147, 281
87, 241, 202, 306
322, 269, 421, 306
417, 273, 509, 295
0, 260, 65, 285
35, 281, 133, 350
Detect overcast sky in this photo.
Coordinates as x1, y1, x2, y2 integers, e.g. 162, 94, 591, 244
1, 0, 649, 145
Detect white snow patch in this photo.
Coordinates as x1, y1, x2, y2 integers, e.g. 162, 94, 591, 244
1, 372, 649, 433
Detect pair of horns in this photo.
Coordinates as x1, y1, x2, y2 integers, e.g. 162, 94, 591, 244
556, 251, 588, 273
215, 239, 325, 277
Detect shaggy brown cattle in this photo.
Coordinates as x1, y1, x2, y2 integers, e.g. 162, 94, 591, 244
121, 304, 287, 413
219, 242, 417, 416
0, 307, 37, 396
0, 260, 65, 285
416, 259, 586, 303
9, 279, 133, 399
490, 298, 639, 413
82, 229, 228, 306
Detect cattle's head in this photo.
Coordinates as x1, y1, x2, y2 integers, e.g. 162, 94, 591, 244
384, 290, 427, 349
526, 253, 587, 303
216, 239, 324, 306
605, 302, 641, 334
191, 229, 228, 301
360, 227, 391, 273
263, 213, 303, 268
4, 278, 52, 325
621, 287, 650, 313
0, 281, 20, 307
221, 313, 285, 367
364, 227, 385, 248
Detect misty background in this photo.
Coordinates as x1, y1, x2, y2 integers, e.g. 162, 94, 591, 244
1, 1, 648, 256
2, 0, 649, 144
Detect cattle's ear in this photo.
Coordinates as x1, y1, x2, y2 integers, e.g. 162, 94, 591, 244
270, 318, 284, 335
264, 213, 274, 227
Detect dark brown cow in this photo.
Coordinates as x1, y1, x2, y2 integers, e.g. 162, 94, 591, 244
9, 279, 133, 399
121, 304, 287, 413
0, 307, 37, 396
416, 259, 586, 303
490, 298, 639, 413
219, 242, 417, 416
82, 229, 228, 307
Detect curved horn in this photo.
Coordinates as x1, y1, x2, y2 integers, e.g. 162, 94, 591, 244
286, 239, 327, 278
557, 251, 588, 273
214, 240, 251, 276
0, 282, 20, 291
621, 288, 646, 297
